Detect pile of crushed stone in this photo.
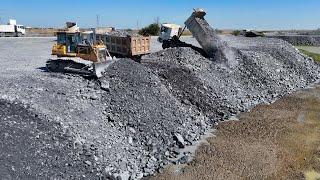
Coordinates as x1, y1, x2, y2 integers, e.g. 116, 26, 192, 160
1, 36, 320, 179
142, 36, 320, 119
0, 99, 98, 179
268, 35, 320, 46
106, 30, 141, 37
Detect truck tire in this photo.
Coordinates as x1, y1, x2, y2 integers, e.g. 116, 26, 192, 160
162, 40, 170, 49
17, 32, 22, 37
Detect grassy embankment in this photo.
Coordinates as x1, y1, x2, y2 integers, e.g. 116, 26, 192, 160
298, 47, 320, 63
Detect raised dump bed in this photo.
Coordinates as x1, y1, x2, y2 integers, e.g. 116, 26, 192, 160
184, 8, 230, 59
98, 34, 151, 57
184, 9, 217, 57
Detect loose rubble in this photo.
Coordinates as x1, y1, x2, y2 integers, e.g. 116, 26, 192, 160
0, 36, 320, 179
268, 35, 320, 46
106, 30, 141, 37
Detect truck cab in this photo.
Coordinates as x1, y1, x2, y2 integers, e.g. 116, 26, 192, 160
0, 19, 26, 37
16, 25, 26, 36
157, 24, 181, 43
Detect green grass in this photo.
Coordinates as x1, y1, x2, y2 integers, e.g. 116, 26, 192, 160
299, 49, 320, 63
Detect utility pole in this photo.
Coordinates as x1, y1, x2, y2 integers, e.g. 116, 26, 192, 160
136, 20, 139, 30
96, 14, 100, 29
154, 17, 160, 25
0, 9, 3, 24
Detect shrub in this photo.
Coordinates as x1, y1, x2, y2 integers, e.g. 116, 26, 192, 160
139, 23, 160, 36
232, 30, 241, 36
214, 29, 223, 34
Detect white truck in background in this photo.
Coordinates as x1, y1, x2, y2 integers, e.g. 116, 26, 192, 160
158, 23, 182, 43
0, 19, 26, 37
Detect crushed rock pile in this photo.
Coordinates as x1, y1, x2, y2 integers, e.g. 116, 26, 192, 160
142, 36, 320, 120
1, 36, 320, 179
106, 30, 141, 37
268, 35, 320, 46
0, 99, 98, 179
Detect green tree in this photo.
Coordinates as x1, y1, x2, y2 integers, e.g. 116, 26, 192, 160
232, 30, 241, 36
139, 23, 160, 36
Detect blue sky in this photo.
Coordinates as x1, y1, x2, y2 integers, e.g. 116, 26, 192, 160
0, 0, 319, 30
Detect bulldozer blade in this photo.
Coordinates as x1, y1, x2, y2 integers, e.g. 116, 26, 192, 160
46, 58, 93, 75
93, 60, 115, 78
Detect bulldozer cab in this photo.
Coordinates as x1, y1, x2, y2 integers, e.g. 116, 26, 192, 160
57, 32, 82, 53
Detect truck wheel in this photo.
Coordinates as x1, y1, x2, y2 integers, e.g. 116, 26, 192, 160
162, 40, 170, 49
17, 33, 22, 37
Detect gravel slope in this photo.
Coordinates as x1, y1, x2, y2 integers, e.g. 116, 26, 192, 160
268, 35, 320, 46
0, 36, 319, 179
143, 36, 320, 120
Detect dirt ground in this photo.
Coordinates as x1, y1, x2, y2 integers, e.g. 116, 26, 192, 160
153, 86, 320, 180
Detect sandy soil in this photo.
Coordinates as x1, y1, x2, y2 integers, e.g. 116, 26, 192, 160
153, 86, 320, 180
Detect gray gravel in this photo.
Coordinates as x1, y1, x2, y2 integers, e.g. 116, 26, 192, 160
106, 30, 141, 37
0, 99, 98, 179
143, 36, 320, 121
0, 36, 320, 179
268, 35, 320, 46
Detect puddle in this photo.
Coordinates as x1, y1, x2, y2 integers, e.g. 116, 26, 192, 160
169, 128, 215, 163
297, 111, 306, 123
227, 115, 240, 121
168, 115, 240, 164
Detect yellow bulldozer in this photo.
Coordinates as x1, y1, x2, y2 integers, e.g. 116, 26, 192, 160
46, 22, 114, 78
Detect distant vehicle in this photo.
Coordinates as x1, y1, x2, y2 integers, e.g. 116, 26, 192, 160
97, 33, 151, 59
240, 29, 264, 37
157, 8, 217, 56
46, 22, 115, 78
0, 19, 26, 37
158, 23, 182, 43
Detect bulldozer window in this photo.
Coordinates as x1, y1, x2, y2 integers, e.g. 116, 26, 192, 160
57, 33, 66, 44
78, 46, 89, 54
161, 26, 171, 33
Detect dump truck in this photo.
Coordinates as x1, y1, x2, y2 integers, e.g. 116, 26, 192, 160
240, 30, 265, 37
0, 19, 25, 37
46, 22, 115, 78
158, 8, 228, 59
158, 24, 182, 43
97, 33, 151, 59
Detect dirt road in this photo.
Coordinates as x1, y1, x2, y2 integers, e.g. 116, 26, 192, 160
153, 86, 320, 180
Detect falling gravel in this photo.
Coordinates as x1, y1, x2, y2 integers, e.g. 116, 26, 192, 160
0, 36, 320, 179
185, 13, 237, 64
